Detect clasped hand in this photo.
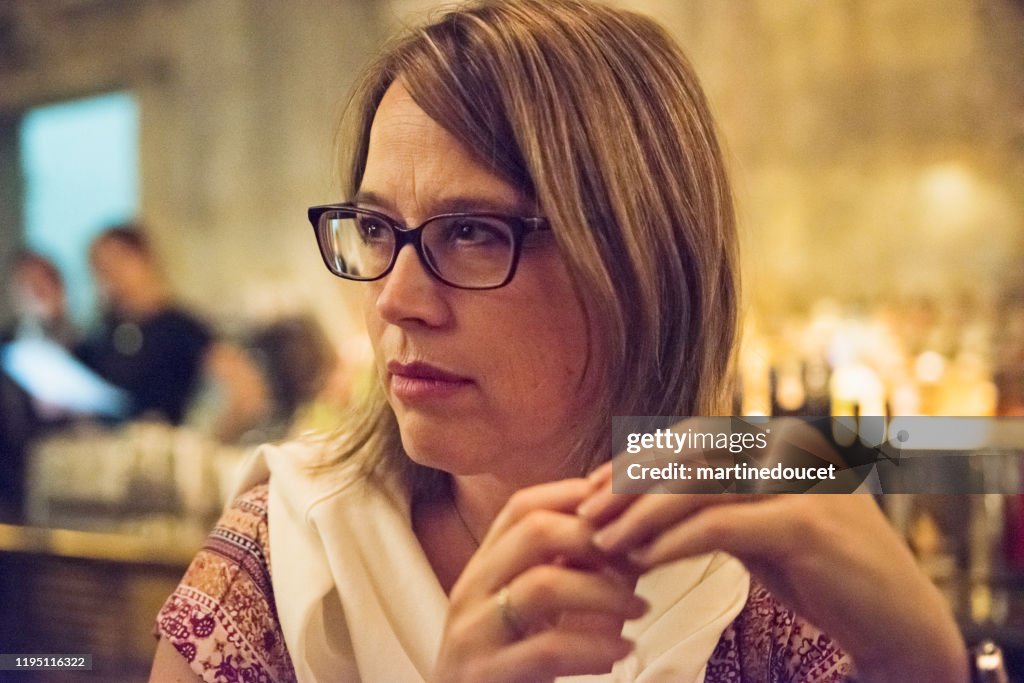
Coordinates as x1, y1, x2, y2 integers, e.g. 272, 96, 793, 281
432, 461, 969, 683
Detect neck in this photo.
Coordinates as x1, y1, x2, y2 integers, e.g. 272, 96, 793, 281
449, 460, 575, 544
414, 463, 578, 594
449, 475, 514, 544
121, 286, 168, 318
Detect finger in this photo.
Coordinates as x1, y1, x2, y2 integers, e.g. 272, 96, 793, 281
588, 493, 719, 554
577, 454, 720, 525
456, 568, 642, 652
557, 610, 630, 634
627, 498, 793, 568
466, 509, 606, 593
505, 565, 648, 633
575, 473, 638, 526
591, 492, 765, 554
484, 478, 594, 544
483, 630, 634, 682
550, 552, 644, 601
587, 459, 614, 485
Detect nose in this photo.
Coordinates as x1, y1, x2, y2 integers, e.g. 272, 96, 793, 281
374, 244, 451, 328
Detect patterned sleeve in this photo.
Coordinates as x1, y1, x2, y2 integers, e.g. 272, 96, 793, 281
706, 578, 856, 682
155, 484, 297, 683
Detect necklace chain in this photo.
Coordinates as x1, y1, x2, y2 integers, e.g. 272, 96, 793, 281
451, 496, 481, 548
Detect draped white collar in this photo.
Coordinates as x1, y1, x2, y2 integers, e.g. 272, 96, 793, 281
231, 442, 750, 683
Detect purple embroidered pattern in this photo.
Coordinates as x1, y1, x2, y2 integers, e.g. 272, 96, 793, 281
707, 579, 855, 681
155, 484, 296, 683
157, 484, 854, 682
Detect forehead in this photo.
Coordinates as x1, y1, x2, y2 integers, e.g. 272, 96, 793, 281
13, 263, 57, 291
90, 239, 139, 269
90, 238, 121, 261
359, 82, 529, 217
16, 260, 48, 278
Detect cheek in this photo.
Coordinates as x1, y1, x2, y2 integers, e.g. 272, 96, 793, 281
494, 317, 593, 457
362, 289, 387, 361
492, 280, 592, 406
362, 288, 378, 334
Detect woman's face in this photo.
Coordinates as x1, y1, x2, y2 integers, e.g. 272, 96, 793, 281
361, 82, 593, 486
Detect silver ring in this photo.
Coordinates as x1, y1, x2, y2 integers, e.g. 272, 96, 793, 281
496, 585, 529, 640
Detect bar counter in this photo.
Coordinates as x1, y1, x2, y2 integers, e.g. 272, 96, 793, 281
0, 518, 201, 683
0, 520, 203, 567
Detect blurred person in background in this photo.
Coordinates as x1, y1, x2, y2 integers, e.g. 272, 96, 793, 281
0, 251, 77, 518
2, 251, 77, 347
76, 224, 270, 442
250, 314, 339, 438
151, 1, 970, 681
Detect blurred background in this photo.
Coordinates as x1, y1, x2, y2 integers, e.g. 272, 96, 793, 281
0, 0, 1022, 680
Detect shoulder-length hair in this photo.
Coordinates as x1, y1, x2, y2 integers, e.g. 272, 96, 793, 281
321, 0, 740, 500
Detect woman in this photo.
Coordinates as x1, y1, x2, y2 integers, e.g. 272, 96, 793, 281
152, 1, 969, 680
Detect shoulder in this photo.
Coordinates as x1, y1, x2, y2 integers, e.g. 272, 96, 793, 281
207, 483, 272, 572
151, 308, 213, 343
259, 436, 391, 518
155, 483, 296, 682
706, 578, 854, 683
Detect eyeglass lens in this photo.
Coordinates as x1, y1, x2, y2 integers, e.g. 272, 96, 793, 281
318, 210, 517, 288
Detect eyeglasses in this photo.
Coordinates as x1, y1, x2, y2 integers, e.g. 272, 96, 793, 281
307, 203, 550, 290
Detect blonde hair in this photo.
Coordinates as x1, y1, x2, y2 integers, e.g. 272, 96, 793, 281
323, 0, 740, 500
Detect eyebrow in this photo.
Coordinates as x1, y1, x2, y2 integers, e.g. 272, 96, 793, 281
352, 190, 537, 218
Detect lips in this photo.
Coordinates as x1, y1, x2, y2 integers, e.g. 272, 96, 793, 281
387, 360, 473, 402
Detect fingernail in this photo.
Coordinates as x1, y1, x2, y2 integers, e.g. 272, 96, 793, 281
588, 462, 612, 484
627, 548, 650, 567
576, 498, 598, 519
592, 528, 616, 551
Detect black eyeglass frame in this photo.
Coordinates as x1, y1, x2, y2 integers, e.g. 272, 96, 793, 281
307, 203, 551, 290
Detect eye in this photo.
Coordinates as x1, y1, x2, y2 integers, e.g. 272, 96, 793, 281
441, 217, 512, 248
354, 214, 392, 244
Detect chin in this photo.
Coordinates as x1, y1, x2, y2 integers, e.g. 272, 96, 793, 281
396, 421, 493, 476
